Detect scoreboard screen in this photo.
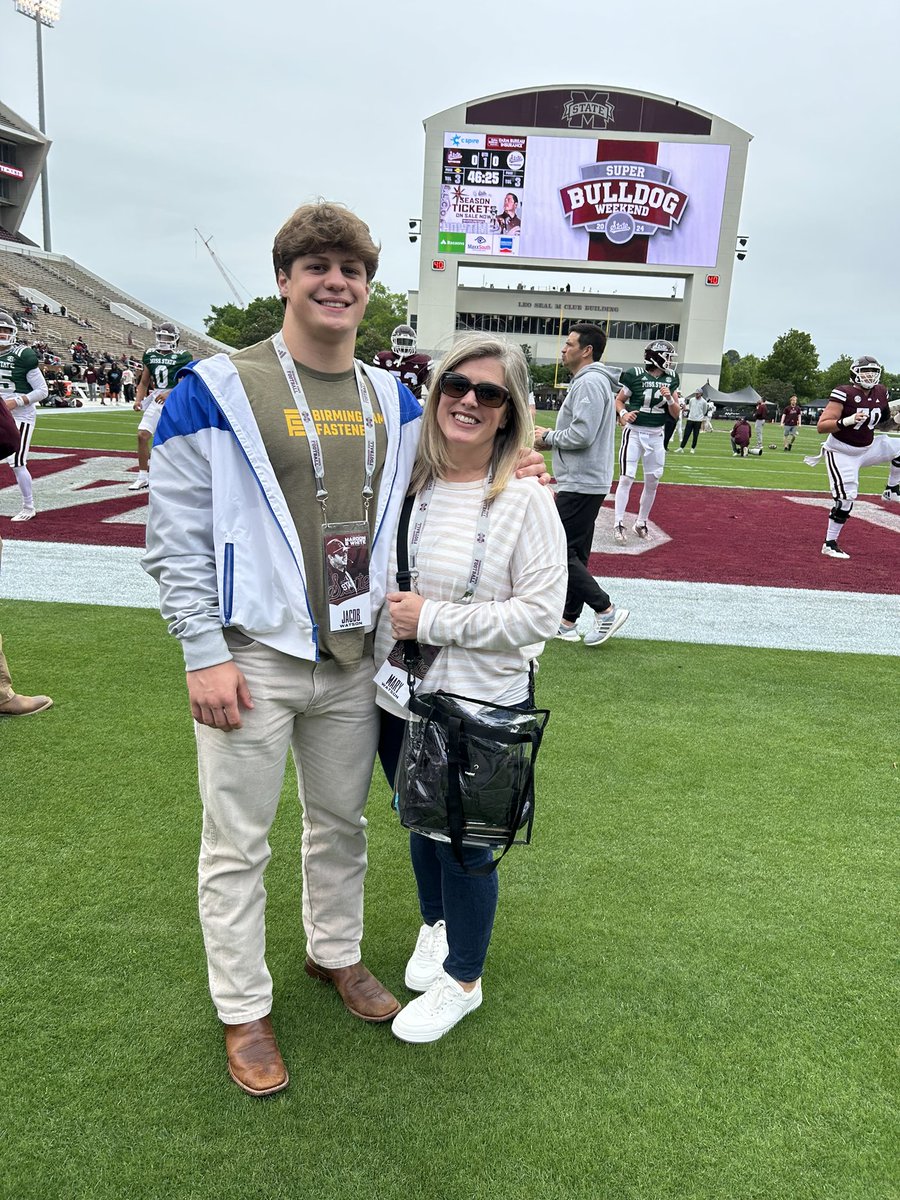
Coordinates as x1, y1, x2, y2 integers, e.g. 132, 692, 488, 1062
437, 132, 730, 267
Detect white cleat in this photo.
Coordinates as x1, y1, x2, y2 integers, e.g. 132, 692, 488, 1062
613, 523, 627, 545
882, 485, 900, 502
821, 541, 850, 560
633, 523, 650, 539
10, 508, 36, 522
127, 478, 149, 492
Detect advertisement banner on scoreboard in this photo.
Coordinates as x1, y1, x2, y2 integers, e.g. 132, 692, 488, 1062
438, 133, 730, 266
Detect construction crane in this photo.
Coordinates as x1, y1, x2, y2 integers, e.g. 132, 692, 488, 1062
195, 228, 247, 309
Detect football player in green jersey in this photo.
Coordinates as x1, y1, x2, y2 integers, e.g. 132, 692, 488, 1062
612, 340, 681, 543
129, 322, 193, 491
0, 311, 49, 521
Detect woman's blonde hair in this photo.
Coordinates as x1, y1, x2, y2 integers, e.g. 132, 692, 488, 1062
410, 334, 532, 501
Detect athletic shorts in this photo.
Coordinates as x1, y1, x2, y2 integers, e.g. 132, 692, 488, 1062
2, 418, 34, 467
138, 398, 164, 436
619, 424, 666, 480
823, 434, 900, 502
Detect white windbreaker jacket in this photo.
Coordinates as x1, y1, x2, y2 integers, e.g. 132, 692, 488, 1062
142, 351, 422, 672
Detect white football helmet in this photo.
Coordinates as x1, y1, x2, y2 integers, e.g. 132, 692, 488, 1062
850, 356, 881, 391
155, 322, 180, 352
0, 311, 17, 349
645, 340, 677, 372
390, 324, 417, 358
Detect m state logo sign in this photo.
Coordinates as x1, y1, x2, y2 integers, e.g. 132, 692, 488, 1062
559, 160, 688, 245
562, 92, 615, 130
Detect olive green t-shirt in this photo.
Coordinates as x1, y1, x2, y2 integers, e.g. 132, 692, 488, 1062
231, 339, 387, 667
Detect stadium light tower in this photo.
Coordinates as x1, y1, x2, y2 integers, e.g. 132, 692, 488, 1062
13, 0, 62, 252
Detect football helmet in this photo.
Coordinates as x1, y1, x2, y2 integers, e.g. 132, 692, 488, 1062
644, 340, 677, 372
390, 324, 417, 357
0, 311, 17, 349
850, 356, 881, 390
155, 322, 180, 352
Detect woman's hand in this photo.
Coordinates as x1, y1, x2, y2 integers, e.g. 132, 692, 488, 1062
386, 591, 425, 640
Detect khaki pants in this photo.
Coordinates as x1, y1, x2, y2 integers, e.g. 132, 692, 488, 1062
195, 639, 380, 1023
0, 536, 12, 703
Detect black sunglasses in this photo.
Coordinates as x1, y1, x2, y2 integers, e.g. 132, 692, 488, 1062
439, 371, 510, 409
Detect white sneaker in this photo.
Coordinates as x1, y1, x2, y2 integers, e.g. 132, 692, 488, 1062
10, 508, 36, 522
690, 449, 695, 455
583, 606, 630, 647
882, 485, 900, 502
128, 477, 149, 492
673, 447, 684, 454
633, 522, 650, 539
613, 523, 627, 545
391, 971, 482, 1043
555, 623, 581, 642
404, 921, 448, 992
821, 541, 850, 560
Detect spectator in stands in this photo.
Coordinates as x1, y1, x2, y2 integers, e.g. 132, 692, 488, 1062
107, 364, 123, 404
122, 365, 135, 405
731, 416, 751, 456
85, 366, 98, 402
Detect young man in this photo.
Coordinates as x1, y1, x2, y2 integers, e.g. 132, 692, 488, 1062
673, 389, 705, 454
753, 398, 768, 449
534, 322, 629, 647
0, 312, 49, 522
805, 356, 900, 559
781, 395, 802, 450
612, 340, 682, 542
143, 201, 545, 1097
128, 323, 192, 491
373, 324, 433, 399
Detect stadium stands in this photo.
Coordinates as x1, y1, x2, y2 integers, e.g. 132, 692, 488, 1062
0, 242, 228, 361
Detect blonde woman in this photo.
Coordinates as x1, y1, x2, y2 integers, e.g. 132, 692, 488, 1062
375, 334, 567, 1043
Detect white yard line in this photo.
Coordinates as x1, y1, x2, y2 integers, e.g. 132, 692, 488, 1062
3, 540, 898, 656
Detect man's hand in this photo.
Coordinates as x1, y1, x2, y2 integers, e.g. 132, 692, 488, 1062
533, 427, 548, 449
619, 410, 637, 425
4, 396, 20, 412
840, 412, 868, 427
386, 591, 425, 641
187, 661, 253, 731
133, 400, 142, 413
515, 446, 551, 485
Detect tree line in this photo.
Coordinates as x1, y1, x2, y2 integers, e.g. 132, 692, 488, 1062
206, 300, 895, 406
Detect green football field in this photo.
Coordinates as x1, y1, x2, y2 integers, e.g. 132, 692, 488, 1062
3, 418, 897, 1200
1, 610, 895, 1200
31, 407, 892, 496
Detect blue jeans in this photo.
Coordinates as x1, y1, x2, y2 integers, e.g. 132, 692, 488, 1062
379, 711, 499, 983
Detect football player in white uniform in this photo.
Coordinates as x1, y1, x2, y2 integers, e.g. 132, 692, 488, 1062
0, 312, 49, 521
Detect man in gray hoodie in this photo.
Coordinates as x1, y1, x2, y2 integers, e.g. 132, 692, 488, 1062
534, 323, 629, 648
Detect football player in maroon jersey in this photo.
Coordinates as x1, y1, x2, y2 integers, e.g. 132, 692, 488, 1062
806, 357, 900, 558
373, 325, 433, 400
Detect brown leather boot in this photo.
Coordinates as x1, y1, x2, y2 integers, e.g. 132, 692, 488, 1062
0, 693, 53, 717
304, 958, 400, 1022
223, 1016, 289, 1097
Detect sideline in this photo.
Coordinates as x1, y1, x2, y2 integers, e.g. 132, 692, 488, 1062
2, 539, 898, 657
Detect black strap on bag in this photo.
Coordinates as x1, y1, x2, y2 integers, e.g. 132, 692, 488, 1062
395, 493, 419, 678
394, 492, 546, 875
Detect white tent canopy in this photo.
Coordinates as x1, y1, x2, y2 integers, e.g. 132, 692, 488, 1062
698, 383, 763, 407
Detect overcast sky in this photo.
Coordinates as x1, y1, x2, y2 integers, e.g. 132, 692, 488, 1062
1, 0, 897, 368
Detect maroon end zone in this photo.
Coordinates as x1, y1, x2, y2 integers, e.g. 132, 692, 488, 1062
592, 485, 897, 594
2, 454, 897, 594
0, 447, 148, 549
